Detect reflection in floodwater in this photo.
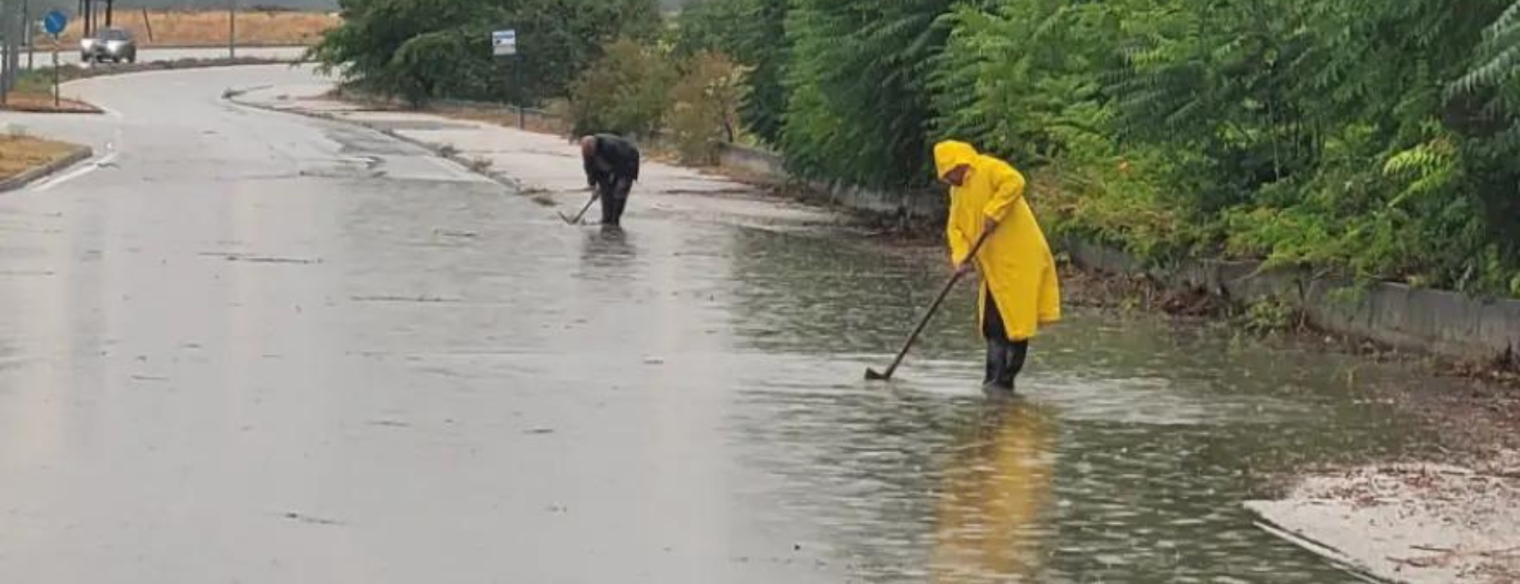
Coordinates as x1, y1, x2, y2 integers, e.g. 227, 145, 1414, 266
931, 400, 1055, 583
580, 225, 638, 269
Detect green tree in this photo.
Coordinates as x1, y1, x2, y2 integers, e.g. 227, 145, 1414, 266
666, 51, 747, 163
669, 0, 789, 145
669, 0, 745, 59
310, 0, 662, 106
930, 0, 1117, 164
781, 0, 957, 188
1220, 0, 1515, 289
565, 38, 677, 138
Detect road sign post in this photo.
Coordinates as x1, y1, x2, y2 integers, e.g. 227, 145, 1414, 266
492, 29, 524, 130
515, 55, 524, 130
24, 0, 32, 71
1, 0, 20, 103
229, 0, 237, 59
43, 10, 65, 107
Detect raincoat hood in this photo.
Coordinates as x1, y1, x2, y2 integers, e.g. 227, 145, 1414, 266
934, 140, 979, 180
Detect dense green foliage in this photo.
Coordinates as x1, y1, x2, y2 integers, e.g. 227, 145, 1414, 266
779, 0, 956, 188
309, 0, 660, 106
670, 0, 789, 145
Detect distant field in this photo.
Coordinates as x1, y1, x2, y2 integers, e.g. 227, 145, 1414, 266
54, 10, 339, 47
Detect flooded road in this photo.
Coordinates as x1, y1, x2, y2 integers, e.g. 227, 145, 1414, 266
0, 67, 1435, 582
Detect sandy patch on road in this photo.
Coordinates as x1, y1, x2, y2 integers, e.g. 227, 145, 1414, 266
1249, 458, 1520, 584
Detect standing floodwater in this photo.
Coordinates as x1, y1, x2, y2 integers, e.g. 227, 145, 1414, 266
0, 66, 1436, 583
721, 229, 1423, 582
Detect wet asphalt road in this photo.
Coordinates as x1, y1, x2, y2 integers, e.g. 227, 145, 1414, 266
0, 67, 1442, 582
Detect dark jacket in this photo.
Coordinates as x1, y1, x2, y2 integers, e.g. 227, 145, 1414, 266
583, 134, 641, 189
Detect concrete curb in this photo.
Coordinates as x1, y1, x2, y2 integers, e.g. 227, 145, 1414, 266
716, 143, 943, 222
1065, 239, 1520, 364
117, 44, 310, 51
69, 58, 306, 78
373, 128, 526, 191
0, 101, 104, 114
221, 84, 273, 100
0, 146, 94, 193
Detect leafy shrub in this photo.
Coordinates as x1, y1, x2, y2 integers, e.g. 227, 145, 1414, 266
666, 51, 746, 164
565, 39, 676, 139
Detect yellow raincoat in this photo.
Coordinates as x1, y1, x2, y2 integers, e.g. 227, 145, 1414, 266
934, 141, 1061, 341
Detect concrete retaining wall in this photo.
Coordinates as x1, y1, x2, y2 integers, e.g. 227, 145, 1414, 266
1067, 243, 1520, 362
716, 143, 945, 221
716, 142, 785, 178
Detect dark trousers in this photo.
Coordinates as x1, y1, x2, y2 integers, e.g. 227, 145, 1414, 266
599, 177, 633, 226
983, 287, 1029, 390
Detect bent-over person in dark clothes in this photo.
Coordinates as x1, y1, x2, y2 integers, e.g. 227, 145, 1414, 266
580, 134, 641, 227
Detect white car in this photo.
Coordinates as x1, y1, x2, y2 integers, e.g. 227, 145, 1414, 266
80, 27, 137, 64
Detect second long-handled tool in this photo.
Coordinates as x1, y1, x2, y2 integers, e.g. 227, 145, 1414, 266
865, 226, 997, 381
558, 191, 601, 225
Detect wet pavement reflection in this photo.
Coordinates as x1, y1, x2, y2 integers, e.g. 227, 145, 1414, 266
0, 67, 1441, 582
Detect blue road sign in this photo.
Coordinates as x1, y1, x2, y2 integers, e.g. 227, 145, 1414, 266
43, 10, 68, 37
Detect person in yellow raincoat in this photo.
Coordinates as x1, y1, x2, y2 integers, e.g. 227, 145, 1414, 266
933, 140, 1061, 393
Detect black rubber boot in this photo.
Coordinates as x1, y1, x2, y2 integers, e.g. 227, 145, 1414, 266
599, 191, 621, 226
982, 288, 1018, 394
995, 339, 1029, 391
600, 177, 631, 226
984, 339, 1012, 392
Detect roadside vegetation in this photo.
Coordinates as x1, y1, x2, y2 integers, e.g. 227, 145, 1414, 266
0, 133, 81, 181
312, 0, 1520, 298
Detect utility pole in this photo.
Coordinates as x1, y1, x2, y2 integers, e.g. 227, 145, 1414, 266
24, 0, 33, 71
2, 0, 19, 105
104, 0, 112, 27
6, 0, 18, 96
228, 0, 236, 59
1, 0, 10, 105
516, 55, 525, 129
